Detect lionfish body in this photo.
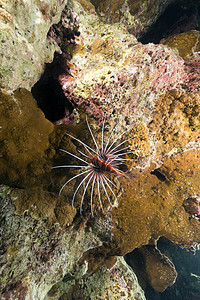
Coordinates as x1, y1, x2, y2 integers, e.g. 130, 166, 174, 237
52, 116, 135, 215
90, 154, 124, 175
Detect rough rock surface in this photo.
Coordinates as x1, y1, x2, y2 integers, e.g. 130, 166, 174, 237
151, 238, 200, 300
53, 0, 186, 126
90, 0, 174, 37
0, 89, 54, 187
126, 245, 177, 292
0, 186, 108, 299
161, 30, 200, 61
46, 257, 146, 299
0, 0, 67, 91
149, 90, 200, 154
0, 0, 200, 299
161, 30, 200, 92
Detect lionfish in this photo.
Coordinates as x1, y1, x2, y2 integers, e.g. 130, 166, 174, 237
52, 115, 136, 215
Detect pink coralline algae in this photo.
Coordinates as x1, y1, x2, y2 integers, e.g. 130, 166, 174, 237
183, 56, 200, 92
56, 42, 186, 125
47, 6, 80, 53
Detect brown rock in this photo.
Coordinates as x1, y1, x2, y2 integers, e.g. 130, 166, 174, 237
111, 147, 200, 256
127, 245, 177, 292
91, 0, 125, 21
161, 30, 200, 60
149, 90, 200, 155
77, 0, 95, 12
0, 89, 54, 187
141, 246, 177, 292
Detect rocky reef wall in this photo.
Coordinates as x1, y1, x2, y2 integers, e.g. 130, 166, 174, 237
0, 0, 200, 299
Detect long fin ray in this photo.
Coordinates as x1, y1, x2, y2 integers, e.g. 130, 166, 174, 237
59, 169, 90, 196
86, 116, 100, 154
80, 172, 94, 214
72, 171, 93, 208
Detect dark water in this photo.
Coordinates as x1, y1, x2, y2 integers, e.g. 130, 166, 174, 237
145, 238, 200, 300
139, 0, 200, 44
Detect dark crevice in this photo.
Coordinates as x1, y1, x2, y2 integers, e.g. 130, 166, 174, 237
31, 55, 74, 123
125, 248, 147, 290
31, 5, 80, 123
150, 169, 167, 182
32, 78, 72, 123
138, 0, 200, 44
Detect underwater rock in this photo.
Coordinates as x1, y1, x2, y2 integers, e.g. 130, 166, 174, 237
161, 30, 200, 60
0, 0, 67, 91
0, 186, 108, 299
51, 1, 186, 126
183, 56, 200, 92
90, 0, 174, 38
160, 30, 200, 92
0, 0, 200, 299
154, 238, 200, 299
126, 245, 177, 292
0, 89, 54, 187
46, 257, 146, 299
109, 147, 200, 255
149, 90, 200, 154
140, 246, 177, 293
183, 195, 200, 221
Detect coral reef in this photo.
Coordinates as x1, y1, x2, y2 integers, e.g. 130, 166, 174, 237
149, 90, 200, 154
0, 186, 108, 299
55, 1, 186, 123
0, 0, 200, 299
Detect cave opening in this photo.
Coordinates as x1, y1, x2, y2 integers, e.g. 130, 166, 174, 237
31, 5, 80, 124
31, 53, 74, 123
138, 0, 200, 44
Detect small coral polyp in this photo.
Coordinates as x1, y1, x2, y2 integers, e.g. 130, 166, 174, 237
52, 116, 135, 215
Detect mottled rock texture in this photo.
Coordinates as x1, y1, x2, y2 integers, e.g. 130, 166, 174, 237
54, 1, 186, 126
46, 257, 146, 299
0, 0, 67, 91
0, 186, 108, 299
149, 90, 200, 154
0, 0, 200, 299
90, 0, 173, 37
0, 89, 54, 187
161, 30, 200, 92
